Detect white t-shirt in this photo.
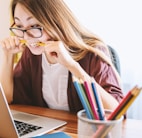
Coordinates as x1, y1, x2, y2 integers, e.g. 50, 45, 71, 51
42, 53, 69, 111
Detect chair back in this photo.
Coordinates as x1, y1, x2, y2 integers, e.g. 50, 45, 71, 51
108, 45, 121, 75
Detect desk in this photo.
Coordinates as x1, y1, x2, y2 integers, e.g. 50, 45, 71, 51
10, 104, 142, 138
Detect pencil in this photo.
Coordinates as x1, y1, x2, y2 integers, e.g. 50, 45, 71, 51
115, 87, 142, 119
79, 81, 94, 119
93, 86, 142, 138
84, 81, 99, 120
72, 76, 93, 119
107, 86, 138, 120
20, 39, 46, 46
92, 124, 114, 138
91, 78, 105, 120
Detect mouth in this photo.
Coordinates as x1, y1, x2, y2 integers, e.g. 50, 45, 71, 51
29, 42, 39, 47
20, 40, 46, 47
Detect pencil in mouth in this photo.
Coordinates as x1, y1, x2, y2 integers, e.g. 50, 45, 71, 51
20, 39, 46, 47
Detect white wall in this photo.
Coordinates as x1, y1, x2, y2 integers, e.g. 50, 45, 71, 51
65, 0, 142, 119
0, 0, 10, 39
1, 0, 142, 119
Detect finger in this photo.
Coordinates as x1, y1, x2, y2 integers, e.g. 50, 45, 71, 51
12, 37, 26, 51
15, 37, 20, 46
0, 40, 5, 49
9, 37, 18, 49
19, 43, 26, 51
2, 39, 11, 50
50, 51, 58, 57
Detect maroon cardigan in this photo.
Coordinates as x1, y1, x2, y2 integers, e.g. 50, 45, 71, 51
13, 48, 124, 113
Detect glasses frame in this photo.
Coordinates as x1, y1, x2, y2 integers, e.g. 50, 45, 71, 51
9, 24, 43, 38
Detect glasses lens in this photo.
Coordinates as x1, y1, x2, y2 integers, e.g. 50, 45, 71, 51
10, 28, 23, 37
26, 28, 42, 38
10, 27, 43, 38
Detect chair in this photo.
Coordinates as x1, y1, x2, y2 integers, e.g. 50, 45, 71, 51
108, 45, 121, 75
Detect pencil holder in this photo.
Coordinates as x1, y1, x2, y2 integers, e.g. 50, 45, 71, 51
77, 109, 124, 138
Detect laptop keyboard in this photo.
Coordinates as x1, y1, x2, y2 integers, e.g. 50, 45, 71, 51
14, 120, 42, 136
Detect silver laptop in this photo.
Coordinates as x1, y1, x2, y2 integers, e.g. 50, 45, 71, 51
0, 83, 67, 138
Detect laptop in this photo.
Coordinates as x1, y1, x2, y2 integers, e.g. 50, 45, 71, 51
0, 83, 67, 138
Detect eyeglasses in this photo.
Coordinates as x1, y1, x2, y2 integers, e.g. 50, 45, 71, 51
9, 27, 43, 38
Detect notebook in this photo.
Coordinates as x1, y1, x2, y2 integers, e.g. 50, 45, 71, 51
0, 83, 67, 138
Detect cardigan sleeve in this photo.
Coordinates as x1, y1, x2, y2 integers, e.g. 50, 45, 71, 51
12, 48, 47, 107
68, 51, 124, 113
80, 52, 124, 102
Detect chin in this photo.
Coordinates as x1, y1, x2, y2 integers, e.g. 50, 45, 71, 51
29, 47, 44, 55
31, 51, 43, 55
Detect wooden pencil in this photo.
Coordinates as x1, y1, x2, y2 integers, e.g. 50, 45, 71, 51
91, 78, 105, 120
72, 76, 93, 119
20, 39, 46, 46
115, 87, 142, 119
84, 81, 99, 120
92, 86, 142, 138
107, 86, 138, 120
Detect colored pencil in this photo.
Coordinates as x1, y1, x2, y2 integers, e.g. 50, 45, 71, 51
84, 81, 99, 120
78, 81, 94, 118
92, 86, 142, 138
107, 86, 138, 120
91, 78, 105, 120
115, 87, 142, 119
72, 76, 93, 119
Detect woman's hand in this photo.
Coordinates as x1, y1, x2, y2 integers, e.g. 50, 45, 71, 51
44, 41, 75, 67
44, 40, 91, 81
0, 36, 25, 103
0, 36, 25, 55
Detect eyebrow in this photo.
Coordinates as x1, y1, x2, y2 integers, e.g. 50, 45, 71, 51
14, 16, 33, 21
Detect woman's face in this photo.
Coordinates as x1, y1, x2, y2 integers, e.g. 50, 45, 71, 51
14, 3, 51, 55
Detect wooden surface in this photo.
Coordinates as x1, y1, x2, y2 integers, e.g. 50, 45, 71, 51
10, 104, 142, 138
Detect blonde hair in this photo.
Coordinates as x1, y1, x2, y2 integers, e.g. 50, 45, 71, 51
10, 0, 121, 83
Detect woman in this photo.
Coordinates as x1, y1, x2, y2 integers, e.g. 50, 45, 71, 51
0, 0, 123, 113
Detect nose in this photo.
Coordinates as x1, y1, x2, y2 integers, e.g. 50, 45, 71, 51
23, 31, 30, 40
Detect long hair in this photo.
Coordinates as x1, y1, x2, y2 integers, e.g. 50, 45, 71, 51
10, 0, 121, 82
